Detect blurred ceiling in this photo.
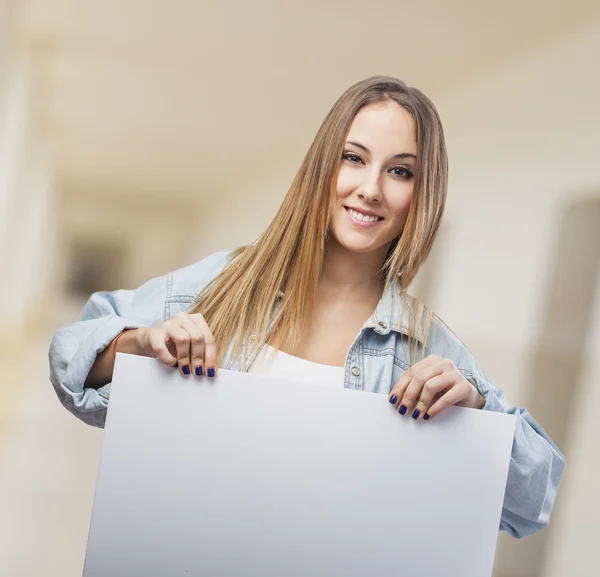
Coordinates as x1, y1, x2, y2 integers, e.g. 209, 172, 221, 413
18, 0, 600, 199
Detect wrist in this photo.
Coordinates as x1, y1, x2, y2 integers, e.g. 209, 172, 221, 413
470, 385, 486, 409
113, 328, 148, 358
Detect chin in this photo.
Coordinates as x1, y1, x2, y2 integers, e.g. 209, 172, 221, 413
332, 231, 386, 255
341, 241, 380, 254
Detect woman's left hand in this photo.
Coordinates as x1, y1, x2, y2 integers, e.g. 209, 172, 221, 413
388, 354, 485, 420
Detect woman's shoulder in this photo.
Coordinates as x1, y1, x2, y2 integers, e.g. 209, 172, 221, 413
169, 247, 241, 299
398, 291, 480, 376
424, 311, 484, 379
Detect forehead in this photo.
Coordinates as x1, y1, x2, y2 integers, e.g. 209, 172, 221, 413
347, 101, 417, 154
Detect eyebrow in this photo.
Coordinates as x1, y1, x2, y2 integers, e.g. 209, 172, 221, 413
346, 141, 417, 161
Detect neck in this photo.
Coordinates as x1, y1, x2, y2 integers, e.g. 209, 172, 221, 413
320, 239, 388, 299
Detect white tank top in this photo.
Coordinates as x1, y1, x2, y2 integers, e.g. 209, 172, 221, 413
248, 344, 345, 389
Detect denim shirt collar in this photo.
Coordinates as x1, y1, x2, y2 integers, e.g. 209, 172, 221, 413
364, 276, 424, 342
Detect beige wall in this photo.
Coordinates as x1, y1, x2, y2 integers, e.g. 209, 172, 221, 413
0, 0, 16, 91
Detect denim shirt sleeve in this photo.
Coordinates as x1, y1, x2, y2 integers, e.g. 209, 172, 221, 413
425, 317, 565, 539
468, 363, 565, 539
48, 273, 168, 428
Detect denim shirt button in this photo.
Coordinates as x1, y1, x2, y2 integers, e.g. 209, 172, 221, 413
351, 367, 360, 377
378, 321, 387, 330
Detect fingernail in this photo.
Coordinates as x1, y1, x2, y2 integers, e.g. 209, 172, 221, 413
172, 361, 179, 368
195, 366, 203, 376
399, 405, 407, 415
424, 413, 430, 420
207, 368, 215, 378
389, 395, 397, 404
182, 365, 190, 375
412, 409, 420, 419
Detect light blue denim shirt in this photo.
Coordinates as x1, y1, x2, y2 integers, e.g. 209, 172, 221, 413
49, 248, 564, 539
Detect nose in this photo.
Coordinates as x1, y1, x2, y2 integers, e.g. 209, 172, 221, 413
357, 169, 382, 203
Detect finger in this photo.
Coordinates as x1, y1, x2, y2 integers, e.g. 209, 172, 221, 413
399, 364, 444, 418
412, 373, 453, 421
148, 330, 178, 367
388, 354, 439, 410
388, 370, 413, 413
425, 382, 472, 420
179, 316, 206, 377
189, 313, 218, 378
167, 321, 194, 376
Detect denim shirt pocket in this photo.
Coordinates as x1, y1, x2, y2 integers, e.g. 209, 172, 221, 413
165, 295, 196, 319
362, 331, 411, 394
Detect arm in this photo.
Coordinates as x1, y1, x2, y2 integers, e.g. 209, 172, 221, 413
48, 273, 168, 428
472, 368, 565, 539
422, 317, 566, 538
85, 329, 150, 389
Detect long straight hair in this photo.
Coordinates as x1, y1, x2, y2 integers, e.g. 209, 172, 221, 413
190, 76, 448, 365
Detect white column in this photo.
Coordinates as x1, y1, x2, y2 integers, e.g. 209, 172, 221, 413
0, 56, 58, 335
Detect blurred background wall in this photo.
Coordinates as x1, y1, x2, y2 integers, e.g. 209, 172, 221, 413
1, 1, 599, 576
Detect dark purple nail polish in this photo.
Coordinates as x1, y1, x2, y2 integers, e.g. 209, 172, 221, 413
412, 409, 420, 419
399, 405, 407, 415
182, 365, 190, 375
195, 366, 203, 376
424, 413, 430, 420
173, 361, 179, 368
389, 395, 397, 404
207, 368, 215, 378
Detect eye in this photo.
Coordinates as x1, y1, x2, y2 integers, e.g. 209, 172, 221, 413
342, 152, 364, 164
390, 165, 414, 180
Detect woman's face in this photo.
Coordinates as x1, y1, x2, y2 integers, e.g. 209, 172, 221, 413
330, 101, 417, 257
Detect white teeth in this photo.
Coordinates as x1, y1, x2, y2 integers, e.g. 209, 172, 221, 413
348, 208, 380, 223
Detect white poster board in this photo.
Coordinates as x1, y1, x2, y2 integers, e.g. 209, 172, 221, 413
83, 353, 516, 577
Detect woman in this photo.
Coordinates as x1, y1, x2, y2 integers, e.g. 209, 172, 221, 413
49, 75, 564, 539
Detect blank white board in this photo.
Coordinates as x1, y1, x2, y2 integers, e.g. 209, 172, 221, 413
83, 353, 516, 577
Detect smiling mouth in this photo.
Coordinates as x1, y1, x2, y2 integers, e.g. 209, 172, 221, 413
345, 207, 384, 223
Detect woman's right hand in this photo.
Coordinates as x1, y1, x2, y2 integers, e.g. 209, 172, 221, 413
134, 312, 218, 378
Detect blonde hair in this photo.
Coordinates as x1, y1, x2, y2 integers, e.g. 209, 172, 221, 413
191, 75, 448, 366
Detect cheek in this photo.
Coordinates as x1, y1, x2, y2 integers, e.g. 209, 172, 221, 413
388, 189, 414, 221
335, 165, 357, 200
